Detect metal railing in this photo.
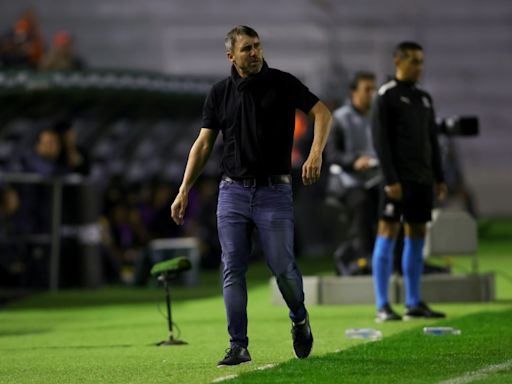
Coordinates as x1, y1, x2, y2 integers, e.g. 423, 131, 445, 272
1, 172, 100, 291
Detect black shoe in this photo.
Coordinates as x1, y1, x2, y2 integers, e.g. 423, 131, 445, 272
375, 303, 402, 323
404, 301, 446, 320
217, 345, 252, 367
291, 314, 313, 359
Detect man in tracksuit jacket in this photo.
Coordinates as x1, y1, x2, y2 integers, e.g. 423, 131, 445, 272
371, 41, 448, 322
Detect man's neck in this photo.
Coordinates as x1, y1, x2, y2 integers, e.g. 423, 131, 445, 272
236, 66, 249, 78
351, 100, 370, 115
395, 73, 416, 84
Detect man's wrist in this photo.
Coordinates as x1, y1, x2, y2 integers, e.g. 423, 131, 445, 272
308, 148, 322, 158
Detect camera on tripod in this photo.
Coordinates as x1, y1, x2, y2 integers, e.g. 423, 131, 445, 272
437, 116, 479, 136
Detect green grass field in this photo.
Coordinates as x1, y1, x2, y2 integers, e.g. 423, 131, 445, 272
1, 219, 511, 383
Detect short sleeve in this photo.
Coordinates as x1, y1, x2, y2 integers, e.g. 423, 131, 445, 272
201, 86, 220, 130
288, 74, 319, 113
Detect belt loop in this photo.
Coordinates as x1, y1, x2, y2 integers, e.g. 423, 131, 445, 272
243, 179, 256, 188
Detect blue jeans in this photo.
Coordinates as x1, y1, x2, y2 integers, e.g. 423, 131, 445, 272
217, 179, 307, 348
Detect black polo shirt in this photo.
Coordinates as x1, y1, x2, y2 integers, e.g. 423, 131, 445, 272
202, 62, 319, 178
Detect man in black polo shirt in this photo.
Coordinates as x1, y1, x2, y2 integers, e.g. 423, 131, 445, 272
170, 26, 332, 366
371, 41, 448, 322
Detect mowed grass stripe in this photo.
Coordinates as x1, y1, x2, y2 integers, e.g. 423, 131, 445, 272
230, 309, 512, 384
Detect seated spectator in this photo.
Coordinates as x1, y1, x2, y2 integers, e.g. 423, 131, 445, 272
21, 128, 66, 176
39, 31, 85, 71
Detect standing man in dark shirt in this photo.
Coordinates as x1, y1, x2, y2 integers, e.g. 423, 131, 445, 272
171, 25, 332, 366
371, 41, 447, 322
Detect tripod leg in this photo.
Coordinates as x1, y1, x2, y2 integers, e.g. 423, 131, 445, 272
156, 275, 187, 346
164, 280, 173, 337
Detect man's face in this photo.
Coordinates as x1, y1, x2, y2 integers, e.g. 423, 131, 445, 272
36, 131, 60, 160
352, 79, 376, 112
396, 49, 424, 82
227, 34, 263, 77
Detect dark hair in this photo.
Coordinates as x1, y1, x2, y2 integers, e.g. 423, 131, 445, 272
224, 25, 259, 52
349, 71, 376, 90
394, 41, 423, 58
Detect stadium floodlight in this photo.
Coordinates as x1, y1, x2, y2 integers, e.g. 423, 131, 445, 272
150, 256, 192, 346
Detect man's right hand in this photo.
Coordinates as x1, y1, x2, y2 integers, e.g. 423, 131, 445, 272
384, 182, 403, 200
171, 191, 188, 225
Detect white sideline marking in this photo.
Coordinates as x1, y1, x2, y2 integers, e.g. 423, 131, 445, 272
212, 374, 238, 382
211, 363, 277, 383
438, 359, 512, 384
256, 363, 276, 371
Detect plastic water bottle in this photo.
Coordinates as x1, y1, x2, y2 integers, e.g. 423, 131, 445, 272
423, 327, 461, 335
345, 328, 383, 340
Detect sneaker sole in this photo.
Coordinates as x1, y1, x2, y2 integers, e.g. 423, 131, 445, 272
403, 315, 446, 321
293, 341, 313, 359
217, 361, 252, 368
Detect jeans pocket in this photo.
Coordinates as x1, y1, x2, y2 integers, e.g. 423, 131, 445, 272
271, 183, 292, 194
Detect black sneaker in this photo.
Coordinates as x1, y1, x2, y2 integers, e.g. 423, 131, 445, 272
404, 301, 446, 320
375, 303, 402, 323
217, 345, 252, 367
291, 314, 313, 359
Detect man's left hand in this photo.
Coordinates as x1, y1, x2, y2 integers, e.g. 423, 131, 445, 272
302, 153, 322, 185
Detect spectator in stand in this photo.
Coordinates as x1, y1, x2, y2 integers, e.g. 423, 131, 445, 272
148, 181, 183, 239
21, 128, 65, 176
18, 9, 45, 66
0, 185, 27, 286
0, 10, 45, 69
39, 31, 85, 71
107, 202, 147, 282
16, 128, 64, 233
0, 185, 22, 236
0, 28, 31, 69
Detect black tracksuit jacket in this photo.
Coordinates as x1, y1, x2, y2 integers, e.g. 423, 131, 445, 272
371, 78, 444, 185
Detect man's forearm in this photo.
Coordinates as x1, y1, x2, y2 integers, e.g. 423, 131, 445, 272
309, 102, 332, 157
179, 139, 213, 194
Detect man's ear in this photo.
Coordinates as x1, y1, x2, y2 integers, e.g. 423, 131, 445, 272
227, 51, 234, 63
393, 55, 400, 68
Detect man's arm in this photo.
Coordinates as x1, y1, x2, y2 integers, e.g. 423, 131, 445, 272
303, 100, 332, 185
428, 101, 447, 200
171, 128, 219, 225
372, 95, 398, 185
371, 94, 401, 199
